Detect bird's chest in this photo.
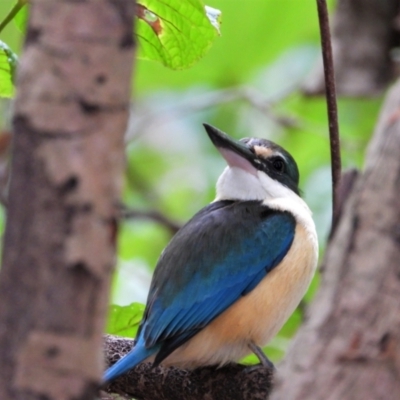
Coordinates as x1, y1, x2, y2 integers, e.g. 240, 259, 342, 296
208, 221, 318, 345
250, 222, 318, 342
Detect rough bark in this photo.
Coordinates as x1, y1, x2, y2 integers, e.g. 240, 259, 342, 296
0, 1, 135, 400
102, 335, 273, 400
304, 0, 400, 96
271, 78, 400, 399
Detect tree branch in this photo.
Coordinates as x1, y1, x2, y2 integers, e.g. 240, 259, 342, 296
102, 335, 273, 400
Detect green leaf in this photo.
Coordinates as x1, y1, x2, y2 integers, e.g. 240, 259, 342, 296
136, 0, 221, 70
14, 3, 28, 32
13, 1, 221, 70
0, 41, 17, 98
106, 302, 145, 338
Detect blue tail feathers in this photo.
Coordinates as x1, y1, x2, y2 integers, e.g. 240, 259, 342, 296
103, 339, 158, 383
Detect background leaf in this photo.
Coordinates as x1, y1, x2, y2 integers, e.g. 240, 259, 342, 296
136, 0, 220, 70
106, 303, 146, 338
0, 40, 17, 98
13, 3, 27, 32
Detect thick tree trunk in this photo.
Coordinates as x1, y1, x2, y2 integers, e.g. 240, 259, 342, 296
0, 1, 135, 400
271, 78, 400, 399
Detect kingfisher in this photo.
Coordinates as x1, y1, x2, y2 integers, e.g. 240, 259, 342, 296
104, 124, 318, 382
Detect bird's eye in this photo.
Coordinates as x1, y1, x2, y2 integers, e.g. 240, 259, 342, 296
272, 158, 285, 173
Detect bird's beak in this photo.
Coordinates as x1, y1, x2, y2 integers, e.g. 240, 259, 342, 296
203, 123, 258, 176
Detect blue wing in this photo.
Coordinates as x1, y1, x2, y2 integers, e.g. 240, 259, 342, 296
138, 200, 296, 363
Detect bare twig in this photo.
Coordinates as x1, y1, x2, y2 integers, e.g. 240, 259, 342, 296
126, 86, 301, 142
329, 168, 359, 238
119, 207, 181, 235
316, 0, 342, 227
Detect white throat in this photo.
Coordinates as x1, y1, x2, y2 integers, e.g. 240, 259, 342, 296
214, 166, 313, 227
215, 167, 266, 202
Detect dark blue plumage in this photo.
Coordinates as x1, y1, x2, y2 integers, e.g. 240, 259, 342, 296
104, 200, 295, 382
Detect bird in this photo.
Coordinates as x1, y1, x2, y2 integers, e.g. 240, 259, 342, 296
104, 123, 318, 382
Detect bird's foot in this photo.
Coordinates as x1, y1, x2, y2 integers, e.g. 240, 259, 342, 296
248, 342, 275, 370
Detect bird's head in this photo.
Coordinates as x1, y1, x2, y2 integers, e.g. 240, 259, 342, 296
204, 123, 300, 202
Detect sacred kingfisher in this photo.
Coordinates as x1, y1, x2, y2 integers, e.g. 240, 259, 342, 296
104, 124, 318, 382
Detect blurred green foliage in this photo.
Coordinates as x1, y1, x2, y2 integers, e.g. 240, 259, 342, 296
0, 0, 384, 363
106, 303, 145, 337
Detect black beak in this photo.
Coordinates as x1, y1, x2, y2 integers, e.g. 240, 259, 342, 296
203, 123, 256, 165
